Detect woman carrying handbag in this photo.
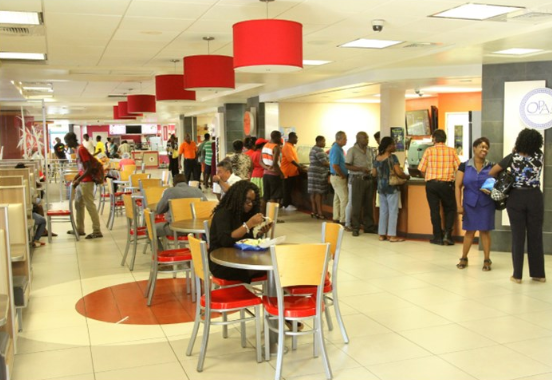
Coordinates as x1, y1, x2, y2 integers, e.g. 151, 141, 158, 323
373, 137, 410, 242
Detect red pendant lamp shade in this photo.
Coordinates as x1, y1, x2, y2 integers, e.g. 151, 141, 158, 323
113, 105, 136, 120
155, 74, 196, 101
233, 19, 302, 73
127, 94, 156, 113
183, 55, 235, 91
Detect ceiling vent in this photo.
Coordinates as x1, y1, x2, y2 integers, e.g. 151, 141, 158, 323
107, 94, 128, 98
510, 11, 552, 20
0, 25, 44, 36
402, 42, 439, 48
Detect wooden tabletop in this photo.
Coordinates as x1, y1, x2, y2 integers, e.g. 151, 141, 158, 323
210, 246, 273, 271
169, 218, 209, 234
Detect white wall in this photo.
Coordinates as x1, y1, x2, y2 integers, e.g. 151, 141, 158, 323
278, 102, 380, 150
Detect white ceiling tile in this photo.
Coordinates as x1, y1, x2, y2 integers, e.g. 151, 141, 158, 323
43, 0, 130, 15
0, 35, 46, 52
45, 13, 121, 42
118, 16, 195, 32
278, 2, 357, 24
0, 0, 42, 12
126, 1, 212, 19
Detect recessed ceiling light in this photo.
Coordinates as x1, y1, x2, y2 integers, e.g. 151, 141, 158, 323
339, 39, 402, 49
431, 3, 524, 20
0, 11, 42, 25
0, 52, 46, 60
492, 48, 544, 55
303, 60, 331, 66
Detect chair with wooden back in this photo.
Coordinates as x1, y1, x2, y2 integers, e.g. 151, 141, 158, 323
161, 170, 171, 186
143, 187, 166, 209
119, 165, 136, 182
105, 177, 124, 230
129, 173, 150, 191
264, 243, 332, 380
167, 198, 201, 248
190, 200, 218, 220
266, 201, 280, 239
143, 208, 193, 306
139, 178, 162, 192
120, 194, 149, 271
186, 234, 262, 372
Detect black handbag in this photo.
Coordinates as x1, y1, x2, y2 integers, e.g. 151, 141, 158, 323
490, 169, 514, 210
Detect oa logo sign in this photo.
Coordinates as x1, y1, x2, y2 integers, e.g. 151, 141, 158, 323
519, 87, 552, 130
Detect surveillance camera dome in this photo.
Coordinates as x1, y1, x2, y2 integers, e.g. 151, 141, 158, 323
372, 19, 384, 32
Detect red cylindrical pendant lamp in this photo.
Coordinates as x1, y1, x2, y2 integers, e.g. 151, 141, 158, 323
127, 94, 156, 113
233, 19, 302, 73
155, 74, 196, 101
183, 55, 235, 91
113, 105, 136, 120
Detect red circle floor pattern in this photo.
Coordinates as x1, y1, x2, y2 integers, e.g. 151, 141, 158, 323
75, 278, 196, 325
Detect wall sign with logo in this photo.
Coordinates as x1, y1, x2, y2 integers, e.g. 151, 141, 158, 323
519, 87, 552, 130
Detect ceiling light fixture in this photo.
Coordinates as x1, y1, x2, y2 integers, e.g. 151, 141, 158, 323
233, 0, 302, 73
492, 48, 544, 56
183, 37, 235, 91
156, 67, 196, 102
127, 83, 156, 113
339, 39, 402, 49
0, 52, 46, 60
113, 105, 136, 120
431, 3, 524, 20
0, 11, 42, 25
303, 60, 331, 66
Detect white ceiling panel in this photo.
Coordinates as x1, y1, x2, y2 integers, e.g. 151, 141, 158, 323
0, 35, 46, 52
110, 29, 182, 42
126, 1, 212, 19
0, 0, 42, 12
43, 0, 130, 15
45, 13, 122, 42
118, 16, 195, 32
278, 2, 357, 25
201, 2, 302, 22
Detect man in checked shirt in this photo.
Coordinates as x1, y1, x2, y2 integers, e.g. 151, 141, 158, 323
418, 129, 460, 246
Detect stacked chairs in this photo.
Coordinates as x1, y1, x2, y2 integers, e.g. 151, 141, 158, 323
143, 208, 194, 306
186, 234, 262, 372
120, 194, 150, 271
263, 243, 332, 380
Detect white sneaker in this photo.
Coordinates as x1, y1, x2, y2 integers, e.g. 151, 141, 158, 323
285, 205, 297, 211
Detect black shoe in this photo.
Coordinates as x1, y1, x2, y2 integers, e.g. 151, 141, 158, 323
430, 239, 444, 245
443, 233, 455, 246
68, 230, 85, 236
85, 232, 103, 239
352, 230, 360, 237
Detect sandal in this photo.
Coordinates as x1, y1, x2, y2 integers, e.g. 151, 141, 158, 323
482, 259, 492, 271
388, 237, 405, 243
378, 235, 387, 241
85, 232, 103, 239
456, 257, 468, 269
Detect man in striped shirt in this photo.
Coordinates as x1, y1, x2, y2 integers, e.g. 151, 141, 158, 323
418, 129, 460, 246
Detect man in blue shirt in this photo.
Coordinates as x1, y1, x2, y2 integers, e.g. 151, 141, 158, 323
329, 131, 349, 225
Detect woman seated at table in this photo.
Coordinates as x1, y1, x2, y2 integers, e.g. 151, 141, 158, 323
209, 180, 272, 283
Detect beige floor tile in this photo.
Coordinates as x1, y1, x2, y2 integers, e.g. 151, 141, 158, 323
396, 286, 466, 307
25, 293, 83, 314
441, 345, 552, 380
366, 306, 451, 331
516, 309, 552, 330
12, 347, 93, 380
459, 315, 552, 344
333, 280, 383, 297
400, 324, 497, 354
95, 362, 188, 380
338, 332, 431, 366
506, 336, 552, 367
287, 366, 379, 380
513, 373, 552, 380
91, 338, 178, 372
30, 279, 83, 298
423, 299, 508, 322
368, 355, 476, 380
324, 313, 391, 343
87, 319, 166, 345
340, 293, 414, 314
367, 275, 432, 292
22, 308, 88, 332
45, 374, 95, 380
473, 294, 552, 315
16, 325, 90, 354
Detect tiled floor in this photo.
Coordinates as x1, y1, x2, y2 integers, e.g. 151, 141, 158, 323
12, 183, 552, 380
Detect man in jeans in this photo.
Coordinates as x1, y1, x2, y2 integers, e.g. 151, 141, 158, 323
64, 132, 103, 239
329, 131, 349, 227
345, 131, 377, 236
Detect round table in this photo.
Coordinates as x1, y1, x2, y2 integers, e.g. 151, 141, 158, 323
169, 218, 210, 234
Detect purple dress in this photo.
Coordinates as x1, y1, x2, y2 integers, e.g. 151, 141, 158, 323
460, 159, 495, 231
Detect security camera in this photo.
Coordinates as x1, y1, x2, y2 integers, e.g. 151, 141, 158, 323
372, 19, 384, 32
415, 88, 424, 97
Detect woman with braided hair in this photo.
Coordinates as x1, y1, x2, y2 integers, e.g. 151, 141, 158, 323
208, 180, 272, 283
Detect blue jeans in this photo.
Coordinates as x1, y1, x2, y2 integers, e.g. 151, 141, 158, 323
32, 212, 46, 242
378, 192, 399, 236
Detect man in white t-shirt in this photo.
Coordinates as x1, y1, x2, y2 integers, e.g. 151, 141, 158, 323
212, 159, 241, 200
82, 134, 95, 155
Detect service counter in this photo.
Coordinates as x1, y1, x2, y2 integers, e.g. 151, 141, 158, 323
291, 172, 464, 241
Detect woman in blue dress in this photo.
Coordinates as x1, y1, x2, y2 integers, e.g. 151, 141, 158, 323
454, 137, 495, 271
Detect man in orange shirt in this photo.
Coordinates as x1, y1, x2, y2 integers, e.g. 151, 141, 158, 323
280, 132, 305, 210
418, 129, 460, 246
178, 133, 198, 184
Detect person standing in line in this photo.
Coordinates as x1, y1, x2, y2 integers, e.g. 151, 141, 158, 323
489, 128, 545, 284
64, 132, 103, 239
166, 134, 180, 177
229, 139, 253, 180
94, 135, 105, 156
197, 133, 210, 185
308, 135, 330, 219
329, 131, 349, 227
373, 131, 381, 146
345, 131, 377, 236
250, 138, 266, 210
418, 129, 460, 246
178, 133, 198, 183
373, 137, 410, 242
455, 137, 495, 271
280, 132, 305, 211
82, 134, 95, 155
261, 130, 284, 207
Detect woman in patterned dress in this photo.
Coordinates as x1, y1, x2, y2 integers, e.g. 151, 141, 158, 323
308, 135, 329, 219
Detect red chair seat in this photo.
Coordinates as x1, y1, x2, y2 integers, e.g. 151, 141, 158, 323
201, 285, 261, 309
47, 210, 70, 216
212, 274, 267, 287
114, 201, 124, 206
155, 215, 166, 223
135, 199, 143, 207
166, 235, 189, 241
286, 280, 332, 295
101, 193, 110, 198
262, 295, 318, 318
130, 227, 147, 236
114, 192, 124, 196
157, 248, 191, 263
